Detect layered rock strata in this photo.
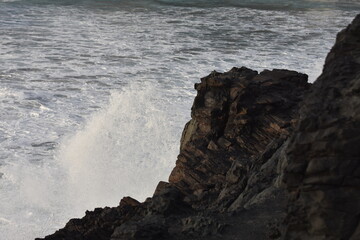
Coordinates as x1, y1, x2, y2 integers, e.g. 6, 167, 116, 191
169, 67, 309, 214
38, 14, 360, 240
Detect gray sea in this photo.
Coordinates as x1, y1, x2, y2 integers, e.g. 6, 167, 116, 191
0, 0, 359, 239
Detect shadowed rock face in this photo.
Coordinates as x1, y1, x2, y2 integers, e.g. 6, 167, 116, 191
284, 14, 360, 240
38, 14, 360, 240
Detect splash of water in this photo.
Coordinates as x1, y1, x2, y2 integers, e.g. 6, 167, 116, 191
0, 83, 187, 239
58, 83, 183, 208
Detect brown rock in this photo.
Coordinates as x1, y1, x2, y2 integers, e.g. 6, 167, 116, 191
119, 197, 140, 208
169, 66, 309, 206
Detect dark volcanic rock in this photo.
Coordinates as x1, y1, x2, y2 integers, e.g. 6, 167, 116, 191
39, 15, 360, 240
283, 14, 360, 239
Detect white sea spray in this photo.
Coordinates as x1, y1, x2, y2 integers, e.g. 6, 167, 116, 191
0, 1, 358, 239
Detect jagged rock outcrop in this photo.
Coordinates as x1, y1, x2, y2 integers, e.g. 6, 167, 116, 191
169, 67, 309, 213
38, 14, 360, 240
283, 14, 360, 239
39, 68, 309, 240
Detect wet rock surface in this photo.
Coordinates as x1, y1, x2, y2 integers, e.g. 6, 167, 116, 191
38, 14, 360, 240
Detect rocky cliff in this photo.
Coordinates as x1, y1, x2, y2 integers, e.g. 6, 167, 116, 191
283, 14, 360, 239
38, 14, 360, 240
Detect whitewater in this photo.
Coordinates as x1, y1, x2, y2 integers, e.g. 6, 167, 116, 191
0, 0, 359, 239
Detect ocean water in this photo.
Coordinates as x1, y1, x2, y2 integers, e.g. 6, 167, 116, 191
0, 0, 359, 239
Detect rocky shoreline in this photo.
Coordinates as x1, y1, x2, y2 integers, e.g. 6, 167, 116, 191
38, 14, 360, 240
